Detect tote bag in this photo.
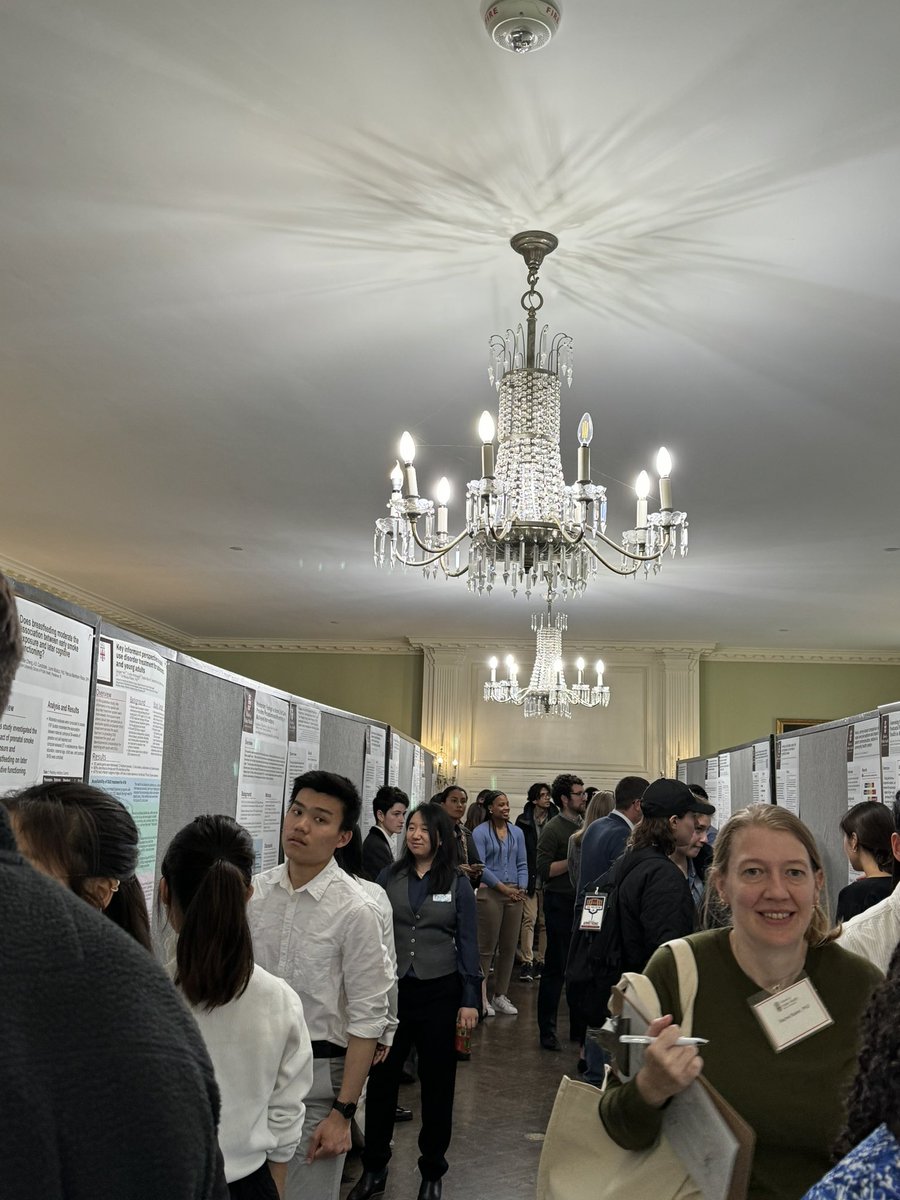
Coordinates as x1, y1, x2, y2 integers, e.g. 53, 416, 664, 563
536, 938, 702, 1200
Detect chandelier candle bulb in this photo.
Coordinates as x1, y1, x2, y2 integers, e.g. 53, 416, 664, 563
635, 470, 650, 529
399, 432, 419, 498
435, 476, 451, 534
390, 462, 403, 495
656, 446, 673, 511
479, 410, 496, 479
576, 656, 585, 684
488, 656, 498, 683
577, 413, 593, 483
595, 660, 605, 686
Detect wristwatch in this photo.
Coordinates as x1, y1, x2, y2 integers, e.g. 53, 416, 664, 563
331, 1098, 358, 1120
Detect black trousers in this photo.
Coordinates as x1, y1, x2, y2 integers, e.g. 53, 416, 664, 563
362, 972, 461, 1182
228, 1160, 279, 1200
537, 891, 576, 1040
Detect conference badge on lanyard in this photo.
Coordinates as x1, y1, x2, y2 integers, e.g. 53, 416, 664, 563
580, 891, 606, 931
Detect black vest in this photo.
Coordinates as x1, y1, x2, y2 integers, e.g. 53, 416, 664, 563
383, 870, 459, 981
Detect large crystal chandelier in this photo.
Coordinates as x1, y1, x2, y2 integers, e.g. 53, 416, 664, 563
373, 231, 689, 600
483, 608, 610, 719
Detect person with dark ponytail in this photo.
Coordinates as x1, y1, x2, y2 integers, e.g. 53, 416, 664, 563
836, 801, 896, 922
4, 780, 152, 949
161, 814, 313, 1200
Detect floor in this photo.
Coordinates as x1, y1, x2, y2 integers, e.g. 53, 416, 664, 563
341, 975, 576, 1200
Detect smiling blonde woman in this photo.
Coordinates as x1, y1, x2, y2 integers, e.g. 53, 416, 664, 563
599, 805, 884, 1200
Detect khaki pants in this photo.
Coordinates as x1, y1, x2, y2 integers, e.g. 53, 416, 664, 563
476, 886, 524, 998
519, 889, 546, 966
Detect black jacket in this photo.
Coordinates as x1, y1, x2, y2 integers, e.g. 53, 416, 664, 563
615, 847, 696, 974
362, 826, 395, 882
516, 801, 560, 895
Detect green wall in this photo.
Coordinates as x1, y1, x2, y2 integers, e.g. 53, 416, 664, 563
700, 660, 900, 755
194, 650, 424, 741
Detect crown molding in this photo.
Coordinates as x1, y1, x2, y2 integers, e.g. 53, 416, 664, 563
190, 639, 419, 655
0, 552, 191, 648
703, 646, 900, 665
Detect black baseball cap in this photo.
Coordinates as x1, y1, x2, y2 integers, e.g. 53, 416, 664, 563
641, 778, 716, 819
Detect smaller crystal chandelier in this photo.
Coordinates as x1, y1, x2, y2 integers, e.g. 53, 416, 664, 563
483, 607, 610, 719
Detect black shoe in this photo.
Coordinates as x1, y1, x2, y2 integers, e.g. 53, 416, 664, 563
395, 1105, 413, 1123
417, 1180, 442, 1200
540, 1033, 562, 1052
533, 961, 544, 978
519, 964, 534, 982
347, 1169, 389, 1200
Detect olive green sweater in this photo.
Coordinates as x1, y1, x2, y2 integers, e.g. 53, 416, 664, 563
599, 929, 883, 1200
536, 812, 582, 896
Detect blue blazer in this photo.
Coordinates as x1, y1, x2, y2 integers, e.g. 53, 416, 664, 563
577, 811, 632, 894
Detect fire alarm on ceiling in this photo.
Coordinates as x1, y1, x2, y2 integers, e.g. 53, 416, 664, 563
482, 1, 562, 54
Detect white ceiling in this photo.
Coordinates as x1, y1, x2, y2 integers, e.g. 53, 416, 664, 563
2, 0, 900, 650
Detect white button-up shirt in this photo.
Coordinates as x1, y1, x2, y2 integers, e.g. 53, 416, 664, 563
249, 857, 392, 1047
838, 882, 900, 974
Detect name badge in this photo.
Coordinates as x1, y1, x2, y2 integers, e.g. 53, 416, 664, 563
432, 893, 452, 903
580, 892, 606, 930
749, 975, 833, 1052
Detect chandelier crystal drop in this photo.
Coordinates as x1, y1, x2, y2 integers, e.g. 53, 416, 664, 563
483, 609, 610, 720
373, 231, 689, 601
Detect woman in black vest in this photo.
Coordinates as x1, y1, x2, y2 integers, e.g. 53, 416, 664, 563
347, 804, 480, 1200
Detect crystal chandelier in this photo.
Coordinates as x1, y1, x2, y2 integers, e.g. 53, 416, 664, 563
483, 608, 610, 720
373, 231, 689, 600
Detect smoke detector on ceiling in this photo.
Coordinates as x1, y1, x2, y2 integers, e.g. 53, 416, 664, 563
482, 1, 561, 54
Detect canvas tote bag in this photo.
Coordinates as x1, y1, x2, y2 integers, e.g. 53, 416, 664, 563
536, 938, 701, 1200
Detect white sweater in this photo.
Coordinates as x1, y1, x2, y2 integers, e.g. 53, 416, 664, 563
171, 962, 313, 1183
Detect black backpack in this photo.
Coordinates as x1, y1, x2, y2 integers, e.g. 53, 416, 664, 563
565, 848, 657, 1026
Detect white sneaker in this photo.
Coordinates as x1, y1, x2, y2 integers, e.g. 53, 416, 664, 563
484, 1001, 496, 1017
493, 995, 518, 1015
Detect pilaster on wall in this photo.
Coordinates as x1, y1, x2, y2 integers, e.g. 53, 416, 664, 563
658, 650, 702, 774
417, 644, 469, 768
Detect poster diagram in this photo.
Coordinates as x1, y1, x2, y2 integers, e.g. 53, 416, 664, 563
0, 597, 94, 793
89, 637, 168, 909
752, 741, 771, 805
389, 737, 401, 787
237, 688, 289, 872
775, 737, 800, 815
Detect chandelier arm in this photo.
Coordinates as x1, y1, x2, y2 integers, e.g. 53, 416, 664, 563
407, 521, 470, 557
391, 545, 463, 570
578, 540, 644, 577
587, 527, 673, 564
438, 559, 470, 579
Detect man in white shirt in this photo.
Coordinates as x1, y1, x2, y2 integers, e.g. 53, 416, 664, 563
249, 770, 393, 1200
839, 804, 900, 973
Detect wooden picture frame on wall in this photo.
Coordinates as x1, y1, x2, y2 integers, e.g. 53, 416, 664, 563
775, 718, 825, 735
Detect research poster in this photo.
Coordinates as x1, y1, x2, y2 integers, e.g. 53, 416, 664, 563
676, 761, 688, 784
360, 725, 387, 836
752, 741, 771, 804
237, 688, 289, 872
411, 744, 425, 808
283, 698, 321, 810
716, 753, 732, 824
389, 737, 401, 787
775, 737, 800, 815
705, 757, 719, 822
0, 597, 94, 793
881, 712, 900, 805
89, 637, 168, 909
846, 717, 883, 807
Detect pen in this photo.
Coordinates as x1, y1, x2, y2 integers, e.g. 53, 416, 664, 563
618, 1035, 708, 1046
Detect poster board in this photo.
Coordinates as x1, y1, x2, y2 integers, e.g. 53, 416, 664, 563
1, 583, 98, 793
776, 711, 880, 919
